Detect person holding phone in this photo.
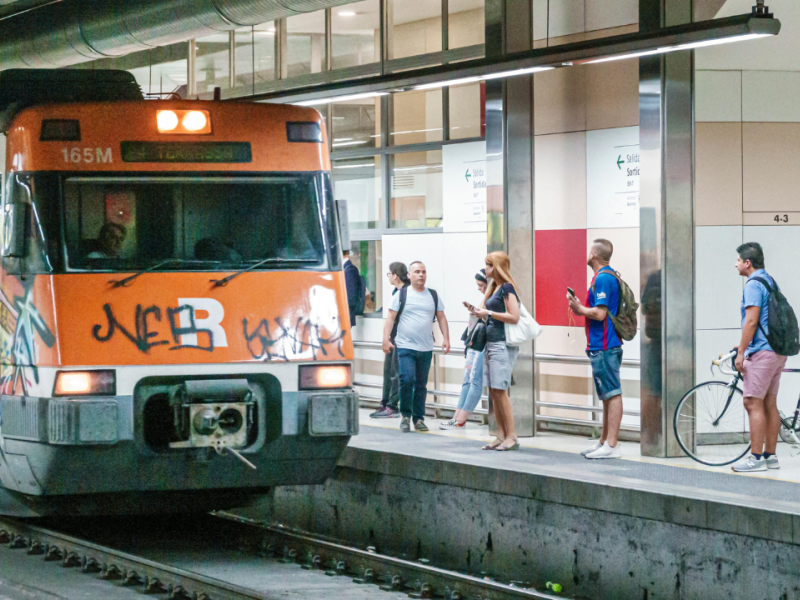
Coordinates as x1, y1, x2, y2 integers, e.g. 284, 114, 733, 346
441, 268, 488, 430
468, 252, 521, 451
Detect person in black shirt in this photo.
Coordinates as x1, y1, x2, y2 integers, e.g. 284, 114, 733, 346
370, 261, 409, 418
469, 251, 521, 451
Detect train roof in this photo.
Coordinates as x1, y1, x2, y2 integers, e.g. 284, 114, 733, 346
0, 69, 143, 130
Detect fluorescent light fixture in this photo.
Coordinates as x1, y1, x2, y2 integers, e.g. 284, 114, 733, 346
480, 66, 554, 80
334, 163, 375, 169
394, 165, 442, 172
294, 92, 387, 106
583, 33, 772, 64
338, 11, 356, 16
276, 12, 779, 105
333, 137, 353, 142
332, 140, 368, 147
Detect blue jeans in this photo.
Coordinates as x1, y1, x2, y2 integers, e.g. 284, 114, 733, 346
457, 349, 484, 413
397, 348, 433, 421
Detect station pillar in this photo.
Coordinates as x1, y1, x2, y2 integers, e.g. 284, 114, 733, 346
639, 0, 695, 457
485, 0, 536, 436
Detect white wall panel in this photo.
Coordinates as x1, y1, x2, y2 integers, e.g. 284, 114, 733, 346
695, 71, 742, 122
695, 328, 741, 383
441, 231, 489, 327
534, 132, 587, 230
585, 0, 638, 32
743, 71, 800, 123
742, 226, 800, 319
381, 231, 444, 318
533, 0, 584, 40
695, 226, 744, 330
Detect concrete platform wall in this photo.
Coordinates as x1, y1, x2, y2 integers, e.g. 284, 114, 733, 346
236, 449, 800, 600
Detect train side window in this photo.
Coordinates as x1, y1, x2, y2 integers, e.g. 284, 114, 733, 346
1, 174, 53, 275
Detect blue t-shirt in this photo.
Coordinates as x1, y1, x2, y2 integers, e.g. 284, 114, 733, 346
742, 269, 774, 356
486, 283, 518, 343
586, 267, 622, 351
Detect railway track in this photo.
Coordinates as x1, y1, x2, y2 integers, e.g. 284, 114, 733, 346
0, 514, 567, 600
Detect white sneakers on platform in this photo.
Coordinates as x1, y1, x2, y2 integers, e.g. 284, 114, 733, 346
580, 441, 603, 456
584, 442, 622, 459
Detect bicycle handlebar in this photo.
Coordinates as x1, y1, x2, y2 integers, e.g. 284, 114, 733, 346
713, 350, 738, 376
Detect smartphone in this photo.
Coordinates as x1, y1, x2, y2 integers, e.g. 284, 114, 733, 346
463, 301, 475, 311
567, 287, 575, 298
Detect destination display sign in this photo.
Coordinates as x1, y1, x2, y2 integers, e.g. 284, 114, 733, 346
120, 142, 252, 163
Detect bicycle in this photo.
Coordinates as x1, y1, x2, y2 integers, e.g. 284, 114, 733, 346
673, 349, 800, 466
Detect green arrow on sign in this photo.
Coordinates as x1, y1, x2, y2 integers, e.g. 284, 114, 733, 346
617, 155, 624, 170
465, 169, 471, 182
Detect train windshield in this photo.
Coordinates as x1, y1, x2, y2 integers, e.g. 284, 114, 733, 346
62, 175, 328, 271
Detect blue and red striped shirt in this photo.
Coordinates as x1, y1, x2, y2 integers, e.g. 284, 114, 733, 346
585, 266, 622, 351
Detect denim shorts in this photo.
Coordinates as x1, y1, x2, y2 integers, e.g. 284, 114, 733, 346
484, 341, 519, 390
587, 346, 623, 401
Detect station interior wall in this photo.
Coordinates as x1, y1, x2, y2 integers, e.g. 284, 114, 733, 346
694, 0, 800, 416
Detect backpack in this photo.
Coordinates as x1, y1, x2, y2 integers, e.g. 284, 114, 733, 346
592, 270, 639, 342
390, 286, 439, 342
353, 274, 367, 316
750, 277, 800, 356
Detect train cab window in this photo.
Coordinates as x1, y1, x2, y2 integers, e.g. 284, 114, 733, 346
62, 176, 327, 272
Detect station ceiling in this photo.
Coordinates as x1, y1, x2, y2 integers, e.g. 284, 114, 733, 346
0, 0, 353, 70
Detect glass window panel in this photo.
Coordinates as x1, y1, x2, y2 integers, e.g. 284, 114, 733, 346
391, 89, 443, 146
351, 240, 382, 314
129, 60, 188, 97
388, 0, 442, 60
332, 96, 381, 150
195, 32, 230, 94
448, 0, 485, 49
390, 150, 442, 229
287, 10, 327, 77
449, 82, 484, 140
332, 0, 380, 70
333, 157, 382, 230
234, 24, 275, 91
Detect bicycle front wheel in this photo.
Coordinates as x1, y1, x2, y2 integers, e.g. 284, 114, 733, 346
674, 381, 750, 466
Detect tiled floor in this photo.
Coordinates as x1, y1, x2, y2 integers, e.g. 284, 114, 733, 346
358, 408, 800, 484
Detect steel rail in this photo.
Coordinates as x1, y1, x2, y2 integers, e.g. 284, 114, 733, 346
216, 513, 568, 600
0, 516, 265, 600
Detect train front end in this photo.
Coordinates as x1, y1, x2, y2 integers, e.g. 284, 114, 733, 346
0, 70, 357, 516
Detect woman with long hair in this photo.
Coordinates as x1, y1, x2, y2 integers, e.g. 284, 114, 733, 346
370, 261, 410, 418
469, 251, 521, 450
440, 268, 488, 430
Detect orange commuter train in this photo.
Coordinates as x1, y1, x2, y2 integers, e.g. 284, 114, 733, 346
0, 69, 357, 516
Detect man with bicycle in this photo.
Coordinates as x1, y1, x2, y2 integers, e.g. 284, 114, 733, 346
732, 242, 788, 472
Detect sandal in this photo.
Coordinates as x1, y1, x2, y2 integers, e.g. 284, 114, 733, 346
496, 441, 520, 451
481, 438, 504, 451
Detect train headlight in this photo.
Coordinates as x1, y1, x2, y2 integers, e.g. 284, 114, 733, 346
54, 370, 116, 397
156, 110, 179, 131
182, 111, 207, 131
299, 364, 351, 390
156, 109, 211, 134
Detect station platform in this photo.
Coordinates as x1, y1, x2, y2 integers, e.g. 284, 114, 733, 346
254, 410, 800, 598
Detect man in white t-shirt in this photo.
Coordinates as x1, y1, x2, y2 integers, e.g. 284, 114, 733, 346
382, 261, 450, 433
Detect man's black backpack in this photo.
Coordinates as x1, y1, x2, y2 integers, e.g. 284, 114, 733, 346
354, 274, 367, 316
390, 286, 438, 342
750, 276, 800, 357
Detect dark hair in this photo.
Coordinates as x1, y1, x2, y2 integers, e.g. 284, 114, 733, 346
475, 268, 487, 283
737, 242, 765, 269
592, 238, 613, 262
99, 222, 126, 239
389, 261, 410, 285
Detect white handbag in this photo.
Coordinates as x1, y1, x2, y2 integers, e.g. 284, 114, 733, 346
504, 302, 543, 345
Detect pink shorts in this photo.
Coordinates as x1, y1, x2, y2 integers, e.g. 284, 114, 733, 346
742, 350, 787, 399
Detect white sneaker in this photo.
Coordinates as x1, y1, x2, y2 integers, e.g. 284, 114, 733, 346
580, 441, 603, 456
585, 442, 622, 459
766, 455, 780, 470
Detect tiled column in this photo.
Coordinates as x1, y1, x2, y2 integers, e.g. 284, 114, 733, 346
485, 0, 535, 436
639, 0, 695, 457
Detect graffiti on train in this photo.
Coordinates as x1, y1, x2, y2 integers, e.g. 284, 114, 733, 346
92, 298, 227, 353
0, 285, 55, 395
243, 285, 346, 361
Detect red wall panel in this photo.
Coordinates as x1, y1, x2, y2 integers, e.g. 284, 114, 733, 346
534, 229, 588, 327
